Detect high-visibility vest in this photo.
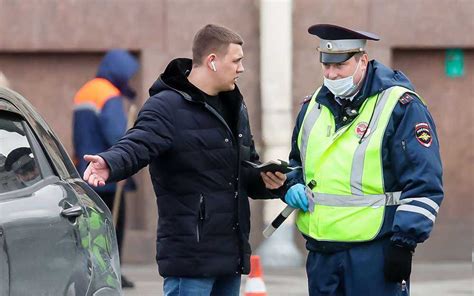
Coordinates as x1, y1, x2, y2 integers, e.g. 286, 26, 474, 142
296, 86, 420, 242
73, 78, 121, 112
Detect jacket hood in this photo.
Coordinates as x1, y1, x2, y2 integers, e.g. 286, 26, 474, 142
96, 49, 139, 99
149, 58, 194, 99
149, 58, 243, 102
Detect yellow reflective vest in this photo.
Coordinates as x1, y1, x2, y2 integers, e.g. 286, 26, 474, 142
296, 86, 420, 242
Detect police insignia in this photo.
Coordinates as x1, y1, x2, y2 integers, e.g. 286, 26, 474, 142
301, 95, 312, 105
399, 93, 413, 105
355, 122, 370, 138
415, 123, 432, 147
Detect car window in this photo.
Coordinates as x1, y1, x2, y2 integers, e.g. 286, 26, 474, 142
0, 113, 42, 193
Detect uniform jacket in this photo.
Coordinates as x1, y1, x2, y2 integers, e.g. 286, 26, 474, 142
99, 58, 275, 277
286, 60, 443, 251
73, 49, 138, 193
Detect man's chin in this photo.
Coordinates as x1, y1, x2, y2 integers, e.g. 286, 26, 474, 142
219, 83, 236, 93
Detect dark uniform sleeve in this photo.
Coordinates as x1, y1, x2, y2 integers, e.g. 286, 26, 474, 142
387, 94, 443, 249
99, 93, 175, 181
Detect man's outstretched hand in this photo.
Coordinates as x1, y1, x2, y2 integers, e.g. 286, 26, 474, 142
83, 155, 110, 187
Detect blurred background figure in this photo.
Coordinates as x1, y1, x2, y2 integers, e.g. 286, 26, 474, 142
72, 49, 139, 289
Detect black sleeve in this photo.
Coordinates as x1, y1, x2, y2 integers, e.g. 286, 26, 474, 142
99, 92, 176, 182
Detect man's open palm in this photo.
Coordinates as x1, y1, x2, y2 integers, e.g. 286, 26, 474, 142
83, 155, 110, 187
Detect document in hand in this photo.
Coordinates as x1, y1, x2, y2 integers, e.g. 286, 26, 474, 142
243, 159, 301, 174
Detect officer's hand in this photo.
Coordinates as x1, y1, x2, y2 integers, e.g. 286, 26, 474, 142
384, 244, 414, 282
261, 171, 287, 189
284, 184, 308, 211
83, 155, 110, 187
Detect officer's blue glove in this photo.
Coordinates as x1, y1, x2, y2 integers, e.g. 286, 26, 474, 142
284, 183, 308, 212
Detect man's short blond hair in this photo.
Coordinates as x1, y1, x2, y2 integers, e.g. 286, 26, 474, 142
192, 24, 244, 65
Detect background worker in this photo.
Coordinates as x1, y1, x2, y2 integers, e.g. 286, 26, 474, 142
72, 49, 138, 288
284, 24, 443, 295
82, 24, 286, 296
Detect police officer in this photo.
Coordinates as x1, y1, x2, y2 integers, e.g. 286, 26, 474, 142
283, 24, 443, 295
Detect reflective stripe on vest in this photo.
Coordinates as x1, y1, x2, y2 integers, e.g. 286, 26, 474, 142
314, 191, 402, 207
298, 87, 321, 178
296, 86, 418, 242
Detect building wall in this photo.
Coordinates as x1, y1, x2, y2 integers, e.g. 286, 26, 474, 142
0, 0, 472, 263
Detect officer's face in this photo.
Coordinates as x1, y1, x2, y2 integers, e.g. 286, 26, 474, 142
321, 54, 368, 84
213, 43, 245, 92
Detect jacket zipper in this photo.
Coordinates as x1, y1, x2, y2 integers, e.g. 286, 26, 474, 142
203, 103, 236, 143
204, 101, 243, 267
196, 194, 205, 243
204, 102, 242, 178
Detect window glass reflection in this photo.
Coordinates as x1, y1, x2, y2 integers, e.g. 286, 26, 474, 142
0, 113, 41, 192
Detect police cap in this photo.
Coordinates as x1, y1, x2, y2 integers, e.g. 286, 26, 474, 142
308, 24, 380, 63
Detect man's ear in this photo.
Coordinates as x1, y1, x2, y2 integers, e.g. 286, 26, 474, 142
207, 54, 217, 71
361, 53, 369, 70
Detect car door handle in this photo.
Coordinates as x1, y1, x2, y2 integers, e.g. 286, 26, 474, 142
61, 205, 84, 218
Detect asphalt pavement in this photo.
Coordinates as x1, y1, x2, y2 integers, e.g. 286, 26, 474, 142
122, 261, 472, 295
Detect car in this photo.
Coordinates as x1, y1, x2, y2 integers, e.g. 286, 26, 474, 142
0, 87, 122, 296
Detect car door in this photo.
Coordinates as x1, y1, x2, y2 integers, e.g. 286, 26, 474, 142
66, 180, 121, 295
0, 111, 91, 295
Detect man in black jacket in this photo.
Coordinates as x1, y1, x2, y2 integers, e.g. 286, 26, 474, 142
83, 24, 286, 296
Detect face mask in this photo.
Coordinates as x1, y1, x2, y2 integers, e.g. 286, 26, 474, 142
323, 60, 362, 99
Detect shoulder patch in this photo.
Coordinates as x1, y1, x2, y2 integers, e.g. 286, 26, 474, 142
399, 93, 415, 105
300, 95, 312, 105
415, 122, 432, 147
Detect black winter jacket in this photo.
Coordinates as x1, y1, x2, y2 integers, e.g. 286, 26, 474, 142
99, 58, 275, 277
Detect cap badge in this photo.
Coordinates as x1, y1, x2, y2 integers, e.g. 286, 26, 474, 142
326, 42, 333, 50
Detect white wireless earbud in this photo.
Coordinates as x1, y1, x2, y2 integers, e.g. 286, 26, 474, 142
211, 61, 217, 72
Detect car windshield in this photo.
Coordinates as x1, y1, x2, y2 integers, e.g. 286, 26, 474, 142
0, 113, 41, 193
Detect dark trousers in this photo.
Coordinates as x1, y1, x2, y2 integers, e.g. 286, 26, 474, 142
98, 191, 126, 258
306, 237, 410, 296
